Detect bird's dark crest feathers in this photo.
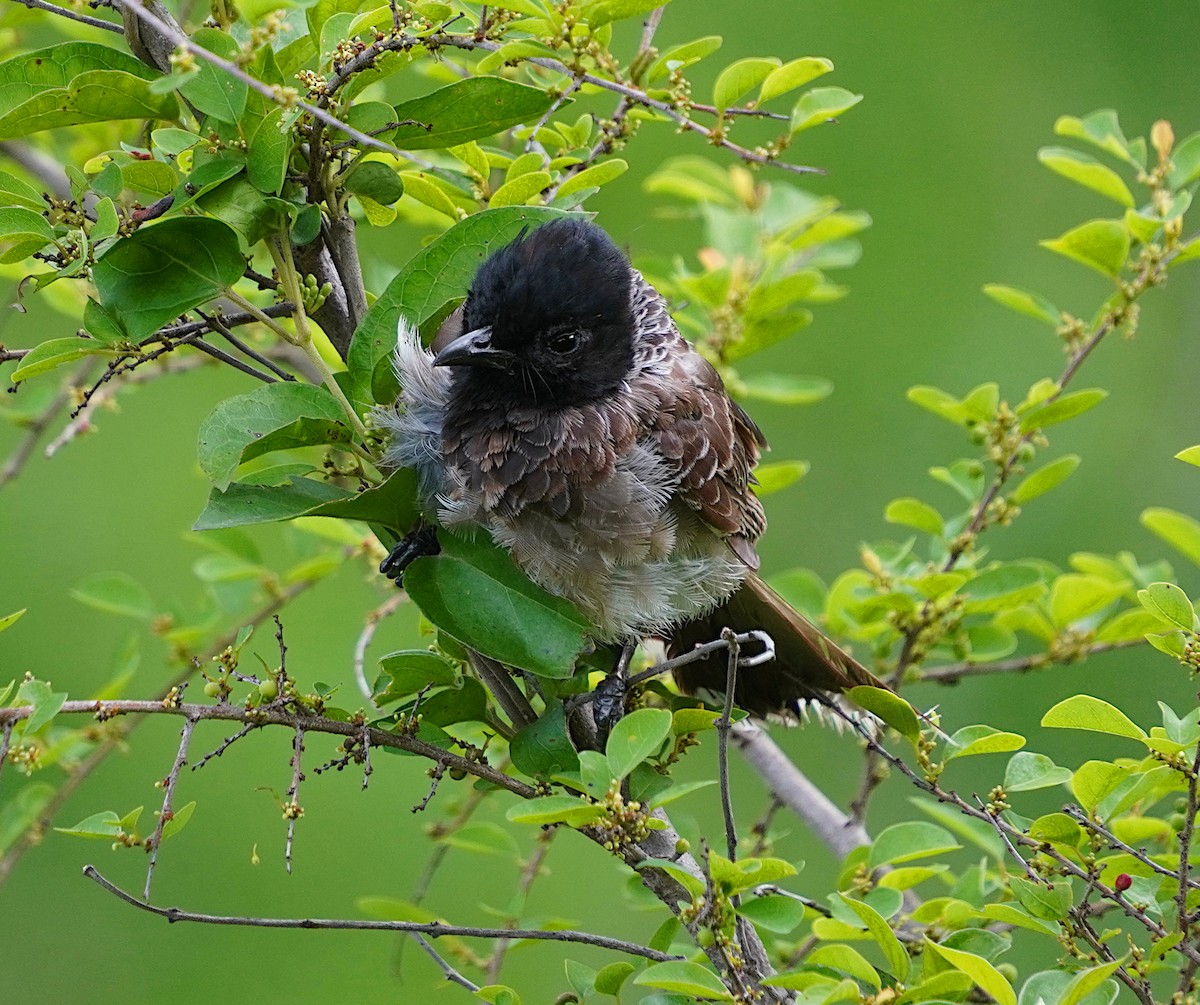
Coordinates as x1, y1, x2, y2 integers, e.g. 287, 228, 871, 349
457, 217, 636, 407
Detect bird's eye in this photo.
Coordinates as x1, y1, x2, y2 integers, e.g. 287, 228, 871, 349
547, 329, 582, 354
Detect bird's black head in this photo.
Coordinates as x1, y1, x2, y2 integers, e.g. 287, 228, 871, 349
435, 217, 635, 408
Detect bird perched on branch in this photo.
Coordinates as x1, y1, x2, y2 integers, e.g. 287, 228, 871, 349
377, 216, 881, 716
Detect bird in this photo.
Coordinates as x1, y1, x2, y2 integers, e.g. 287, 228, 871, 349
375, 215, 881, 719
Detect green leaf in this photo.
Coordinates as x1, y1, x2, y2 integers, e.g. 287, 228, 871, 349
605, 708, 672, 780
1137, 582, 1195, 630
790, 86, 863, 133
1070, 760, 1129, 812
346, 206, 567, 410
839, 895, 909, 981
55, 810, 125, 839
635, 858, 706, 898
510, 701, 580, 777
944, 725, 1025, 760
869, 822, 961, 868
582, 0, 671, 28
1018, 388, 1108, 433
180, 29, 247, 124
735, 894, 808, 935
1059, 961, 1124, 1005
1011, 455, 1080, 504
1141, 508, 1200, 568
0, 169, 45, 209
1049, 573, 1122, 627
505, 795, 606, 827
1176, 445, 1200, 468
593, 961, 635, 996
925, 940, 1015, 1005
1028, 812, 1082, 847
92, 218, 245, 341
713, 57, 779, 113
633, 961, 732, 1000
438, 822, 519, 857
647, 35, 722, 83
193, 475, 351, 529
16, 678, 68, 733
963, 562, 1046, 611
1004, 751, 1072, 792
0, 206, 55, 264
738, 372, 832, 405
197, 382, 349, 490
489, 171, 552, 207
404, 532, 590, 678
884, 497, 943, 536
1054, 108, 1143, 168
10, 338, 113, 383
1042, 694, 1146, 740
752, 460, 808, 495
160, 800, 196, 839
1037, 147, 1134, 206
1009, 876, 1073, 922
390, 77, 557, 150
0, 43, 175, 139
848, 686, 920, 745
0, 609, 25, 633
555, 158, 628, 199
1039, 219, 1130, 278
758, 57, 834, 104
373, 650, 459, 704
246, 108, 290, 194
906, 385, 970, 426
70, 572, 155, 620
982, 283, 1060, 326
0, 784, 54, 855
345, 160, 405, 205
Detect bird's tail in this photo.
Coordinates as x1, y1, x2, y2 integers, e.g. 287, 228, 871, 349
670, 573, 884, 717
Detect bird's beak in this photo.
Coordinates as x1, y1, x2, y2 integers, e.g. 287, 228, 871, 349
432, 326, 515, 370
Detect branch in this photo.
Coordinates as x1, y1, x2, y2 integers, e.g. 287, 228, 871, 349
410, 934, 481, 992
917, 639, 1142, 683
108, 0, 418, 160
144, 715, 197, 900
83, 866, 681, 962
715, 629, 740, 862
731, 719, 870, 858
7, 0, 121, 33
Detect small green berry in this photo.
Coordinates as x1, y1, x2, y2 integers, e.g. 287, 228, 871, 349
204, 680, 222, 699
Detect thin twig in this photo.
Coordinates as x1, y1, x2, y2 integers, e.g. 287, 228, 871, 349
352, 593, 404, 705
192, 722, 260, 771
200, 313, 296, 383
9, 0, 121, 32
109, 0, 416, 161
715, 628, 740, 862
144, 716, 197, 900
918, 639, 1142, 683
82, 866, 682, 961
0, 578, 319, 888
284, 725, 304, 873
487, 828, 555, 984
410, 934, 481, 992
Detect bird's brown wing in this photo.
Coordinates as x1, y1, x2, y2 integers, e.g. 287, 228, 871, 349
628, 276, 767, 566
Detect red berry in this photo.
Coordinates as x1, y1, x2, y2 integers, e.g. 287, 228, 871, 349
1114, 873, 1132, 892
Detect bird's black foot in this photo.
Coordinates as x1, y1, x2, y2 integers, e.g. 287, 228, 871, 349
591, 640, 637, 744
379, 525, 441, 585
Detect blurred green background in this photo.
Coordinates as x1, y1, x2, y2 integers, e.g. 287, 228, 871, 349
3, 2, 1200, 1001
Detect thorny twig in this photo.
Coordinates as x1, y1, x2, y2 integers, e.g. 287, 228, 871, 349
284, 726, 305, 873
83, 865, 683, 962
0, 579, 318, 888
144, 716, 197, 900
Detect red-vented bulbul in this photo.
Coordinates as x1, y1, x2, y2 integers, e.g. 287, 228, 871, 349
377, 217, 881, 715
